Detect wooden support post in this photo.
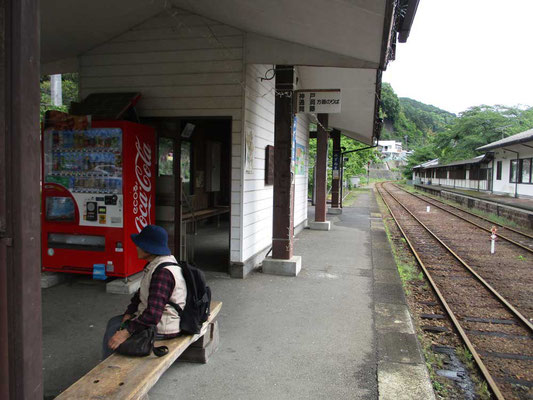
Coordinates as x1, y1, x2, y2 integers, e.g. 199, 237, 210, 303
174, 135, 182, 260
330, 129, 341, 209
272, 65, 295, 260
315, 114, 328, 222
0, 0, 43, 398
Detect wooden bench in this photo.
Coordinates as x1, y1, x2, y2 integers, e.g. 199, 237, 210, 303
56, 301, 222, 400
182, 206, 230, 223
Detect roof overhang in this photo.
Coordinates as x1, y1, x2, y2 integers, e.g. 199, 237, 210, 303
398, 0, 420, 43
477, 129, 533, 152
42, 0, 396, 70
41, 0, 418, 144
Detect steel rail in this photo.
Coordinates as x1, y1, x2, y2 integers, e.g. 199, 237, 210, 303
381, 183, 533, 332
392, 184, 533, 254
375, 183, 506, 400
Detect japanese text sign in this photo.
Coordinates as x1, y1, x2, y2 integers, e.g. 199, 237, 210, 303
295, 90, 341, 114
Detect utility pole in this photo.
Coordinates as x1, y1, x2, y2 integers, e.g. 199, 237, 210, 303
50, 74, 62, 106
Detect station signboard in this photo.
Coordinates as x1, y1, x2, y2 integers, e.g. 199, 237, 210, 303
295, 89, 341, 114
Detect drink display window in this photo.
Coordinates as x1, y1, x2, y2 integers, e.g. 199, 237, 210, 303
43, 128, 123, 194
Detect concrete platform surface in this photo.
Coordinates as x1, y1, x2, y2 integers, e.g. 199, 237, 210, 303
42, 190, 434, 399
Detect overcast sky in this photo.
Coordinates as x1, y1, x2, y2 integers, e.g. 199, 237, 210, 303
383, 0, 533, 115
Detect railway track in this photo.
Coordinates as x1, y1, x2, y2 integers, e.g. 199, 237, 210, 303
392, 183, 533, 254
376, 182, 533, 400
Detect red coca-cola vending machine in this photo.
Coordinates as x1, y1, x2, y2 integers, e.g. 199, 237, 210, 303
41, 120, 156, 277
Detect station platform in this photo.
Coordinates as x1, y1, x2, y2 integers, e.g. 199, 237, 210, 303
42, 189, 434, 399
414, 183, 533, 212
415, 183, 533, 230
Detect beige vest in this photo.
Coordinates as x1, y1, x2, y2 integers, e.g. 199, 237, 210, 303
134, 255, 187, 335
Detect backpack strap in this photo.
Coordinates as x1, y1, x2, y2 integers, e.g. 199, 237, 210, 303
154, 261, 184, 316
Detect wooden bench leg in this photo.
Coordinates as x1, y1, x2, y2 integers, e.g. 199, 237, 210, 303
190, 320, 215, 349
178, 320, 219, 364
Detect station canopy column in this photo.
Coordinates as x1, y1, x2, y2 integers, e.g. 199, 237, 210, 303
262, 65, 302, 277
309, 114, 331, 231
329, 129, 342, 214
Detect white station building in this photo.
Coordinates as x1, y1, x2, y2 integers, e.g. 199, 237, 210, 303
478, 128, 533, 198
412, 128, 533, 198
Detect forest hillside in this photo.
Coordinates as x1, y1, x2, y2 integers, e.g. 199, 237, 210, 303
380, 83, 533, 177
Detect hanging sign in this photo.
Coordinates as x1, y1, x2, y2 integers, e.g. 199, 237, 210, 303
292, 116, 298, 164
295, 89, 341, 114
332, 151, 341, 179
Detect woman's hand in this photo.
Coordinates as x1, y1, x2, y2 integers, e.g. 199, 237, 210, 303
108, 329, 131, 350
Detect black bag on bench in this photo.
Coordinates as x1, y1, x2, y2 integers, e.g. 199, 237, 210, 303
117, 325, 169, 357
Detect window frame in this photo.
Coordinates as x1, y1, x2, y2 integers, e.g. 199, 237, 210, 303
496, 161, 502, 180
510, 159, 518, 183
519, 158, 532, 184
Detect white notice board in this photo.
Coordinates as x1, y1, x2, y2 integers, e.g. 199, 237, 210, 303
295, 89, 341, 114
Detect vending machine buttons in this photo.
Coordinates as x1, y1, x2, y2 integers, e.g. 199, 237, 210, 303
98, 206, 107, 224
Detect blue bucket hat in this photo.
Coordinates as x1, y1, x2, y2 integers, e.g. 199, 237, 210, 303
130, 225, 171, 256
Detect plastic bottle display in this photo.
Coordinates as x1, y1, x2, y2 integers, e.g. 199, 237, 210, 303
45, 128, 123, 194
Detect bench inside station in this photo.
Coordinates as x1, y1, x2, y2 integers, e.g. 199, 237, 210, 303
56, 301, 222, 400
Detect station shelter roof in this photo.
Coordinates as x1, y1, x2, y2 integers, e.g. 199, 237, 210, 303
413, 154, 491, 170
477, 128, 533, 152
41, 0, 419, 145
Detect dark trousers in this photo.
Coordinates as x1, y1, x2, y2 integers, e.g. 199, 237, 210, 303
102, 314, 124, 359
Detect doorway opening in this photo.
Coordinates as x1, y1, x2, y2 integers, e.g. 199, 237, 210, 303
142, 117, 232, 273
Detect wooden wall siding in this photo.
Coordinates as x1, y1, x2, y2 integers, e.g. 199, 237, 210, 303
240, 65, 310, 262
241, 64, 276, 262
79, 10, 245, 262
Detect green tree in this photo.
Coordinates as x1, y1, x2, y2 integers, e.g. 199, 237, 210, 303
402, 144, 438, 178
307, 133, 379, 196
40, 73, 79, 119
379, 83, 456, 149
434, 105, 533, 163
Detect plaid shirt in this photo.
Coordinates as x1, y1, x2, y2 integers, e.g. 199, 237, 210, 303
125, 266, 180, 339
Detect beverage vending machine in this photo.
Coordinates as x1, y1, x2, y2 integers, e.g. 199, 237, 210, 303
41, 120, 156, 277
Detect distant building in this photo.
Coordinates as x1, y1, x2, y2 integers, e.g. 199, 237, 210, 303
411, 128, 533, 198
412, 156, 492, 191
377, 140, 407, 161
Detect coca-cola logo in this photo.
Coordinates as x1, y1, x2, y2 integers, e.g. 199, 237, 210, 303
133, 136, 152, 233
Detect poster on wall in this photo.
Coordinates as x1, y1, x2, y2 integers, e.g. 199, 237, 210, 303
245, 128, 255, 174
294, 143, 306, 175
